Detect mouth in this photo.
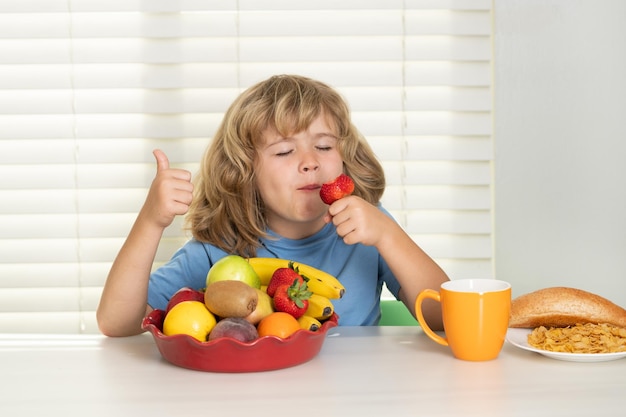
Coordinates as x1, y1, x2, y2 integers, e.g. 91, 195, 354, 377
298, 184, 321, 191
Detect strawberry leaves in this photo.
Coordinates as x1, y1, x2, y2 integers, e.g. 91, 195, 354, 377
272, 279, 313, 319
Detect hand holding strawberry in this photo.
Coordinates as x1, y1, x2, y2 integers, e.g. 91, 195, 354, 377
320, 173, 355, 204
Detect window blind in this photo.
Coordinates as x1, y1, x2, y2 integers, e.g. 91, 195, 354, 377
0, 0, 493, 333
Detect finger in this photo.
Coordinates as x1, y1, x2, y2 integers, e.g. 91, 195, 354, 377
327, 196, 351, 217
153, 149, 170, 172
171, 188, 194, 206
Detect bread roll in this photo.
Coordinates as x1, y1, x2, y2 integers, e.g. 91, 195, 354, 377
509, 287, 626, 328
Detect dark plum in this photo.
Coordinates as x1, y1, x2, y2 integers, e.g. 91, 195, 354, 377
208, 317, 258, 343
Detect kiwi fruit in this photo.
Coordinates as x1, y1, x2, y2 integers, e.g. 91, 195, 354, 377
204, 280, 258, 318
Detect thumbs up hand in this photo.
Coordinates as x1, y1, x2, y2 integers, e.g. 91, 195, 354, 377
141, 149, 194, 228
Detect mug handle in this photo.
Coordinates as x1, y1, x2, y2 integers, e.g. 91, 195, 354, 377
415, 289, 448, 346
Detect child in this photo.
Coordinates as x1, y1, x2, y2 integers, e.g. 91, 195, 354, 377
97, 74, 449, 336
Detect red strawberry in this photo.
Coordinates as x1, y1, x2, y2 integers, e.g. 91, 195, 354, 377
320, 173, 355, 204
272, 279, 312, 319
267, 261, 305, 297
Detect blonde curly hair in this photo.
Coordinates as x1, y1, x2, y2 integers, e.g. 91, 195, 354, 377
185, 74, 385, 256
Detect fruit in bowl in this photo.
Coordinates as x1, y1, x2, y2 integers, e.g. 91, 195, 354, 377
257, 312, 301, 339
162, 301, 217, 342
142, 309, 338, 373
244, 289, 274, 325
142, 257, 343, 372
204, 280, 258, 318
208, 317, 258, 343
206, 255, 261, 289
165, 287, 205, 313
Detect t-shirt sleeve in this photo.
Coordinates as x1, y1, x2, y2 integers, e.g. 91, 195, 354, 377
376, 205, 402, 300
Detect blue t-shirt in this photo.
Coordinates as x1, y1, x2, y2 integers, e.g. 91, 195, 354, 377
147, 207, 401, 326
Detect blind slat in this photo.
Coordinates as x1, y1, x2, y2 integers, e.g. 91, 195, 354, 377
1, 86, 490, 115
2, 112, 491, 139
0, 62, 490, 89
1, 0, 492, 14
2, 10, 492, 39
0, 312, 95, 334
383, 185, 491, 210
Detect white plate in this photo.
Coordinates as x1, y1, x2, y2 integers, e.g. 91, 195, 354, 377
506, 328, 626, 362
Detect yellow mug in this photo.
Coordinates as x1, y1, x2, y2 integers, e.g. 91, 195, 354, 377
415, 279, 511, 361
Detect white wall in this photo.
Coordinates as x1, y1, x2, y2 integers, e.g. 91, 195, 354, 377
493, 1, 626, 305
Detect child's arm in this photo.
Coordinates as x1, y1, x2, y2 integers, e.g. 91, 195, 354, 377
96, 150, 193, 336
326, 197, 449, 330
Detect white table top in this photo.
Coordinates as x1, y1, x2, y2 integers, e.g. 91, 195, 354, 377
1, 326, 624, 416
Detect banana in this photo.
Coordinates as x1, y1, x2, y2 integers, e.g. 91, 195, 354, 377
304, 293, 334, 320
247, 258, 282, 286
247, 257, 345, 299
305, 274, 344, 300
297, 315, 322, 331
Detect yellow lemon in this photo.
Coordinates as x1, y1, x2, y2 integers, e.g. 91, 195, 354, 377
162, 301, 217, 342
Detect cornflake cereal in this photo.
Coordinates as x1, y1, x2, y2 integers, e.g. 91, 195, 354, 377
528, 323, 626, 354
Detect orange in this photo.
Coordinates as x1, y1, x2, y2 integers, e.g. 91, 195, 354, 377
163, 301, 217, 342
257, 312, 301, 339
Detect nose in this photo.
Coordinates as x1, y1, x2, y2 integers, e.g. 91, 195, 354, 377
300, 152, 320, 172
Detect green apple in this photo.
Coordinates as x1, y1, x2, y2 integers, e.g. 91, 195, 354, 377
206, 255, 261, 289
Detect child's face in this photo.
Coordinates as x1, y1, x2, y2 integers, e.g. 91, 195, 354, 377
255, 114, 344, 239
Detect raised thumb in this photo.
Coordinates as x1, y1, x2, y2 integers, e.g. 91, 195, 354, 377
153, 149, 170, 172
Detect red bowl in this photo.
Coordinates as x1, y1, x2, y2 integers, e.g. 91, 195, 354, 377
141, 310, 338, 373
